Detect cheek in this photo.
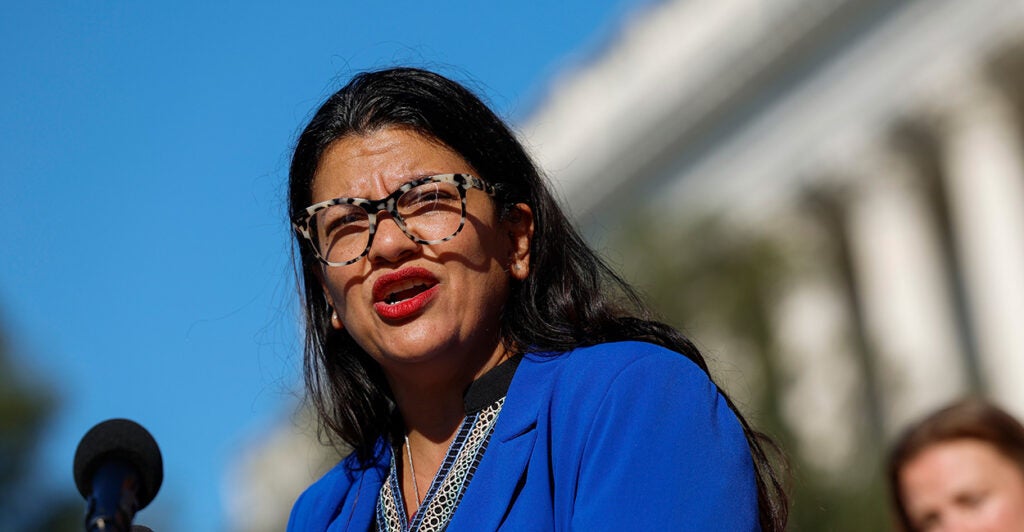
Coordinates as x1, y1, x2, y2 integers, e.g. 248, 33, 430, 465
442, 235, 512, 316
989, 482, 1024, 522
321, 271, 363, 318
339, 284, 366, 320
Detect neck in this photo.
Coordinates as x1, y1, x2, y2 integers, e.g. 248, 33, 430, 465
395, 382, 466, 443
386, 342, 510, 521
384, 340, 509, 441
390, 358, 493, 522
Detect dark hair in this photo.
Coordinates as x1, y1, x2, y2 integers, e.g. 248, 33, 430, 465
888, 397, 1024, 530
288, 67, 787, 530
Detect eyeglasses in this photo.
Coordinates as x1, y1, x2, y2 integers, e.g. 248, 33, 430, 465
293, 173, 496, 266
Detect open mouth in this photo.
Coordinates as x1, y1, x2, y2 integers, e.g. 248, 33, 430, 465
382, 281, 436, 305
372, 267, 441, 319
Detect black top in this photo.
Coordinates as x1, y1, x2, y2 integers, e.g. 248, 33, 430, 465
462, 353, 522, 414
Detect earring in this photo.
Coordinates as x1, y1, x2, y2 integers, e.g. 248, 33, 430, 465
330, 310, 343, 330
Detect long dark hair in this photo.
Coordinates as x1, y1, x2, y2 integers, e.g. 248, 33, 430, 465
888, 398, 1024, 531
288, 67, 787, 530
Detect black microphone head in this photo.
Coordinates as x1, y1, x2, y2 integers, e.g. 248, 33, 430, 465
73, 418, 164, 509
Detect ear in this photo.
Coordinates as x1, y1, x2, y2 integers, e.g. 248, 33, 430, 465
504, 203, 534, 281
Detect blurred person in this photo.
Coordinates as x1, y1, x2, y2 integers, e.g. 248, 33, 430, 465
284, 67, 787, 531
889, 398, 1024, 531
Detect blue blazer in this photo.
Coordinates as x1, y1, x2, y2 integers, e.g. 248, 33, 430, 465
288, 341, 759, 531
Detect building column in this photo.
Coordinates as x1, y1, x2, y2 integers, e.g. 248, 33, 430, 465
845, 147, 968, 435
935, 74, 1024, 418
773, 209, 869, 476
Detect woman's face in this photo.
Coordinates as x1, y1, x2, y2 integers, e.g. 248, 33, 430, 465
899, 438, 1024, 532
310, 127, 532, 380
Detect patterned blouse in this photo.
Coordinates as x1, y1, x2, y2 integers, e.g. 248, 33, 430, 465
375, 355, 522, 532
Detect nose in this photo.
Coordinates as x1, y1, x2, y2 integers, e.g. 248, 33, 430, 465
367, 212, 418, 264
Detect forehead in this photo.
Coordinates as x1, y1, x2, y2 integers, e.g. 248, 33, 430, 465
904, 440, 986, 480
901, 439, 1015, 497
311, 127, 474, 202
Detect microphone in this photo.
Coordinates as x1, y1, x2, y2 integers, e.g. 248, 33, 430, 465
73, 418, 163, 532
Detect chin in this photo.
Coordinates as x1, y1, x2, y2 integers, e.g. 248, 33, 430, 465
376, 329, 456, 364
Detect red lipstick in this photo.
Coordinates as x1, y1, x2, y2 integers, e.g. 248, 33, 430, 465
372, 267, 439, 320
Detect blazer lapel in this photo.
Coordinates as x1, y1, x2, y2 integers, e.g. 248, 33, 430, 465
328, 447, 390, 532
448, 353, 553, 530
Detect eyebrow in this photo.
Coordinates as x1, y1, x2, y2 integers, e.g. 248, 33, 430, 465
320, 173, 448, 202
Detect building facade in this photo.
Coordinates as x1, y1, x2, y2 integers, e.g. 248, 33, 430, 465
523, 0, 1024, 470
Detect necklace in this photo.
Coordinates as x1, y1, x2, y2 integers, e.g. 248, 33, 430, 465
404, 433, 422, 507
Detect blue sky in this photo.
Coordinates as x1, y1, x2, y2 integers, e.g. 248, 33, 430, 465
0, 2, 645, 530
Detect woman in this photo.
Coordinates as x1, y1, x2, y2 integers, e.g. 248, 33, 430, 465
889, 398, 1024, 531
286, 67, 787, 531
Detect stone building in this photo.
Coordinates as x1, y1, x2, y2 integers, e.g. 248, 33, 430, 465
522, 0, 1024, 472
